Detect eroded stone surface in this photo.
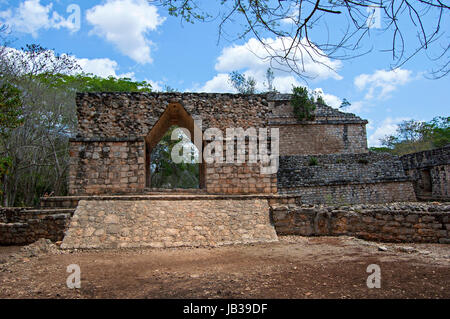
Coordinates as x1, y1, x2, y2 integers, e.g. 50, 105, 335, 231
61, 199, 278, 249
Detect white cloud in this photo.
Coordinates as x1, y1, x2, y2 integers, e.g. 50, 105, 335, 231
146, 79, 164, 92
368, 117, 410, 147
354, 68, 413, 100
77, 57, 126, 78
215, 37, 342, 81
0, 0, 77, 37
312, 88, 342, 109
86, 0, 165, 64
196, 73, 236, 93
341, 100, 365, 113
196, 36, 342, 95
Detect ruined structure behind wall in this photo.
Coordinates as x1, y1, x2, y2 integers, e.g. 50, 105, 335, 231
69, 92, 415, 204
401, 145, 450, 201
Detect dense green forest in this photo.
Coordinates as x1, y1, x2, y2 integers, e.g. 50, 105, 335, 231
0, 44, 153, 206
370, 117, 449, 156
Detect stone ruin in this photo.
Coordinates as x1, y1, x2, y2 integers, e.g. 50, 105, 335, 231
68, 92, 414, 201
1, 92, 449, 247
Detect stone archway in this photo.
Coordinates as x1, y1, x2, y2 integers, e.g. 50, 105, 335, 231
144, 102, 205, 189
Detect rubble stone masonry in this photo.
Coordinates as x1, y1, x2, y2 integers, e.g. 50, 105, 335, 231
401, 146, 449, 201
61, 198, 278, 249
271, 201, 450, 243
69, 92, 370, 196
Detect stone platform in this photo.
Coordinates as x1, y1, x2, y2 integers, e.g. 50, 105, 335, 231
61, 197, 280, 249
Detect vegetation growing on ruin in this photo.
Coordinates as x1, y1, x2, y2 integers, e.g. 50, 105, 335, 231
291, 86, 316, 121
308, 157, 318, 166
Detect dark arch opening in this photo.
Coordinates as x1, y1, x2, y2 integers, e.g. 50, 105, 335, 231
145, 102, 205, 189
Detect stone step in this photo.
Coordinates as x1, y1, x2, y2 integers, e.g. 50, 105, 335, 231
143, 188, 207, 194
41, 193, 299, 210
1, 208, 75, 223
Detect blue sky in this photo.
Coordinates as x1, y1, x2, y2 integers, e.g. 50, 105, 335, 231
1, 0, 449, 146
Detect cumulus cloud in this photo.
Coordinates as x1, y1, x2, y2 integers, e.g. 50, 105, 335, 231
197, 36, 343, 96
146, 79, 164, 92
76, 57, 134, 78
311, 88, 342, 109
354, 68, 413, 100
368, 117, 410, 147
0, 0, 77, 37
215, 37, 342, 81
86, 0, 165, 64
195, 73, 236, 93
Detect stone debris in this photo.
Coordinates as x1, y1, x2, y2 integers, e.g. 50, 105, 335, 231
20, 238, 60, 257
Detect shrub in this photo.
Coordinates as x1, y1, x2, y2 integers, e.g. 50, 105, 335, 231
308, 157, 318, 166
291, 86, 316, 121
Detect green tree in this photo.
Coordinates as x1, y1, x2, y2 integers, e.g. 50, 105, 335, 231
0, 83, 23, 198
376, 117, 449, 155
0, 43, 156, 206
340, 98, 351, 109
291, 86, 316, 121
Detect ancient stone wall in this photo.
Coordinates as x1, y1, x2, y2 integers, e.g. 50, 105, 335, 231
61, 199, 278, 249
271, 202, 450, 243
0, 207, 73, 245
69, 138, 146, 195
206, 163, 277, 194
75, 93, 272, 137
267, 94, 368, 155
401, 146, 449, 201
274, 123, 367, 155
70, 92, 369, 195
277, 152, 416, 204
282, 182, 416, 205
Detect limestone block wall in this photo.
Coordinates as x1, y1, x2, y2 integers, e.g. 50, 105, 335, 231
274, 123, 367, 155
401, 146, 450, 201
69, 138, 146, 195
0, 207, 73, 245
277, 152, 416, 204
271, 202, 450, 243
69, 92, 369, 195
61, 199, 278, 249
268, 95, 368, 155
75, 93, 272, 137
284, 182, 416, 205
206, 163, 277, 194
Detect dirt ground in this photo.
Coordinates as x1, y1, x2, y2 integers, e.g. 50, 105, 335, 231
0, 236, 449, 299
